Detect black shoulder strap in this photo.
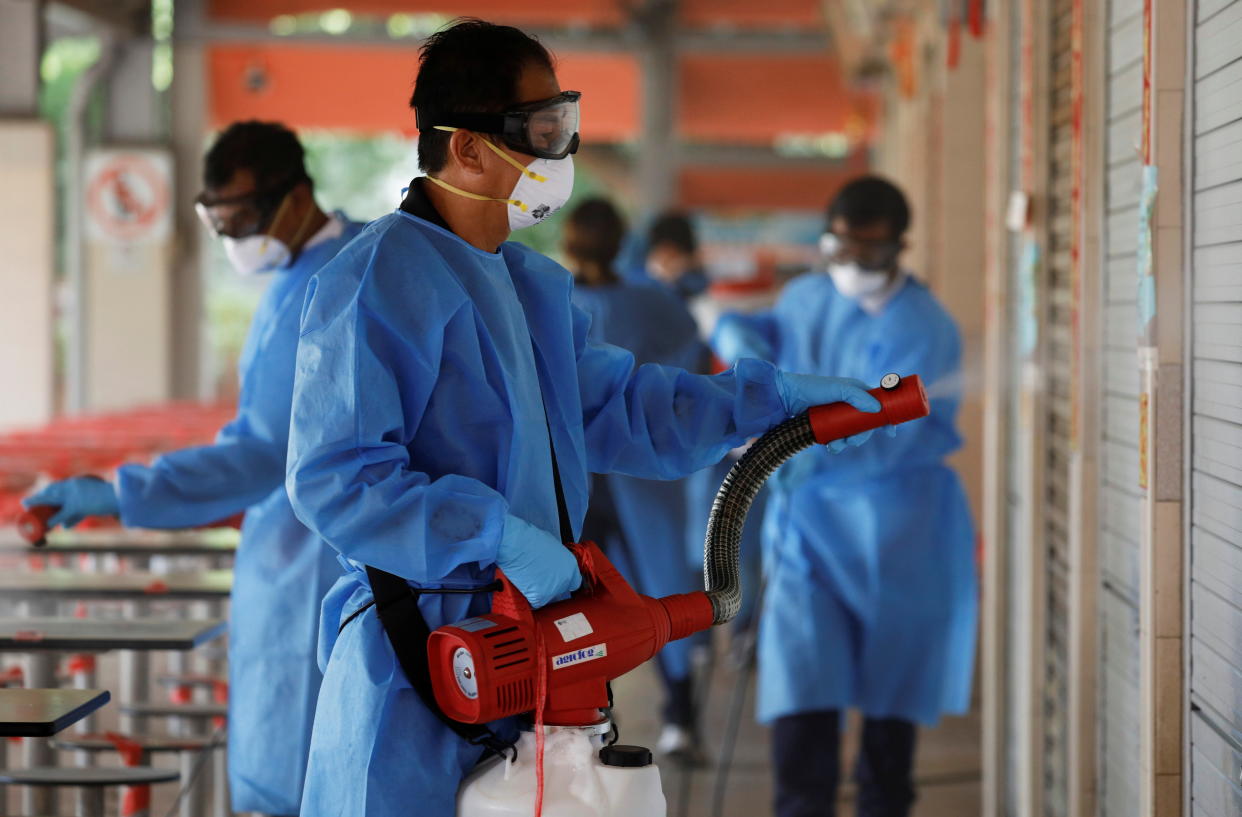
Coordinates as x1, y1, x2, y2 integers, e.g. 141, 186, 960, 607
545, 415, 573, 545
365, 565, 511, 754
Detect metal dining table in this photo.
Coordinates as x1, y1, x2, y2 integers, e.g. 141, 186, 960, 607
0, 569, 233, 601
0, 529, 238, 558
0, 688, 110, 738
0, 617, 227, 652
0, 571, 232, 811
0, 618, 228, 816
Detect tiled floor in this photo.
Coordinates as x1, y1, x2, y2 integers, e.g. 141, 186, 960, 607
611, 636, 982, 817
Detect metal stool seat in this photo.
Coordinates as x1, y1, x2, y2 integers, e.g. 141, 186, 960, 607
155, 674, 224, 689
55, 733, 217, 753
119, 702, 226, 719
0, 766, 180, 817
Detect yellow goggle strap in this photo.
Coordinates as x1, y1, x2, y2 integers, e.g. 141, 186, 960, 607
433, 126, 548, 183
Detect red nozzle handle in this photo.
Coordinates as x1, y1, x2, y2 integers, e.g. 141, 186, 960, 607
807, 374, 930, 444
17, 505, 57, 546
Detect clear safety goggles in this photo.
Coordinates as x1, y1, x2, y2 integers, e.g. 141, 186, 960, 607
194, 179, 300, 239
819, 231, 902, 272
417, 91, 582, 160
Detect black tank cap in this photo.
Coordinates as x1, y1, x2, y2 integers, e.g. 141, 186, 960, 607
599, 744, 653, 768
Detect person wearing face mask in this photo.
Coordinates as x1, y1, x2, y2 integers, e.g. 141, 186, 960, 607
283, 20, 889, 817
711, 176, 976, 817
24, 120, 363, 816
640, 211, 709, 300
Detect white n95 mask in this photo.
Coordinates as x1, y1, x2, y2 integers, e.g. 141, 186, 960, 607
504, 155, 574, 230
222, 234, 291, 276
828, 262, 890, 299
426, 131, 575, 232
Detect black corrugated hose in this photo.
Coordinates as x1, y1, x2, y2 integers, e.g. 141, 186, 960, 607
703, 413, 817, 625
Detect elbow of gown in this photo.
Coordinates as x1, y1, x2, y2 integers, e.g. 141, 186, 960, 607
286, 445, 508, 585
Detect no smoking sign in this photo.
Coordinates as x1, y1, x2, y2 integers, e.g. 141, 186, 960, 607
84, 149, 173, 246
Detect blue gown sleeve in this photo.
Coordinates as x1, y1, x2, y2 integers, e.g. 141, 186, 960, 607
285, 273, 512, 584
574, 304, 789, 481
114, 420, 286, 529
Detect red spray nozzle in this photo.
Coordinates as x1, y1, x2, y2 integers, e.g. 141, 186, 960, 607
807, 373, 929, 445
16, 506, 57, 546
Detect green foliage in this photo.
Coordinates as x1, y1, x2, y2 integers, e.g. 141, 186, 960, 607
300, 131, 421, 222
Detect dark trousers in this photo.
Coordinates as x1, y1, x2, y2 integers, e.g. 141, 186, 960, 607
772, 710, 918, 817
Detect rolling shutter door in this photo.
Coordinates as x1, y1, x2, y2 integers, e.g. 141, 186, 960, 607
1097, 0, 1145, 814
1189, 1, 1242, 814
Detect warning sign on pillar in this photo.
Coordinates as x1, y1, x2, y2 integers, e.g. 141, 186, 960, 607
84, 149, 173, 246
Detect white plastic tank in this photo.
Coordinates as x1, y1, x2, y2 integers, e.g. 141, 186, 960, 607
457, 725, 666, 817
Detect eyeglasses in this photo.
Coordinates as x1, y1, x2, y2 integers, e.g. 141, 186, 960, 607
194, 179, 300, 239
417, 91, 582, 161
819, 231, 903, 271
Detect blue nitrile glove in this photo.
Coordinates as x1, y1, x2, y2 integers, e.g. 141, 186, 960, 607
496, 515, 583, 609
711, 315, 773, 365
23, 476, 120, 531
775, 372, 895, 452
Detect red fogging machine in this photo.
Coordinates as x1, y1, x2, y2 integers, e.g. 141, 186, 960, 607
432, 374, 930, 817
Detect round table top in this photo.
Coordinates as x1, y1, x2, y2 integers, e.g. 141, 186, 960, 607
0, 766, 181, 786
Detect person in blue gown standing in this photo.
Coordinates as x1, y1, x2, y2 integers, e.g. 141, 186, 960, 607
713, 176, 977, 817
24, 121, 363, 816
283, 21, 885, 817
563, 197, 714, 760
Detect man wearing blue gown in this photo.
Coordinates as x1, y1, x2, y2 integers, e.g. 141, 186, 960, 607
714, 176, 977, 817
25, 121, 363, 815
284, 20, 885, 817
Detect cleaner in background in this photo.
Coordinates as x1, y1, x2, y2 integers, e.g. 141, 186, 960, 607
284, 19, 885, 817
563, 197, 714, 762
23, 121, 364, 816
713, 176, 977, 817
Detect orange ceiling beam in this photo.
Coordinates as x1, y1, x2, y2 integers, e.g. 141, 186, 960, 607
207, 45, 639, 139
209, 45, 874, 145
679, 54, 878, 144
678, 164, 863, 211
207, 0, 825, 27
208, 0, 625, 26
679, 0, 824, 27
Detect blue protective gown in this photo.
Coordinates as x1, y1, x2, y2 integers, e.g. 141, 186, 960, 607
286, 211, 791, 817
731, 273, 977, 726
570, 281, 710, 681
114, 215, 363, 814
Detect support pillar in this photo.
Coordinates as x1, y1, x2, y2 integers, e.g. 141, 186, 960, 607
0, 0, 55, 431
634, 0, 678, 215
169, 0, 207, 399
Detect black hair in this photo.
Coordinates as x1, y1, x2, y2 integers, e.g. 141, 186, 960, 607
647, 211, 697, 255
564, 198, 626, 285
826, 175, 911, 238
203, 120, 309, 193
412, 18, 555, 173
